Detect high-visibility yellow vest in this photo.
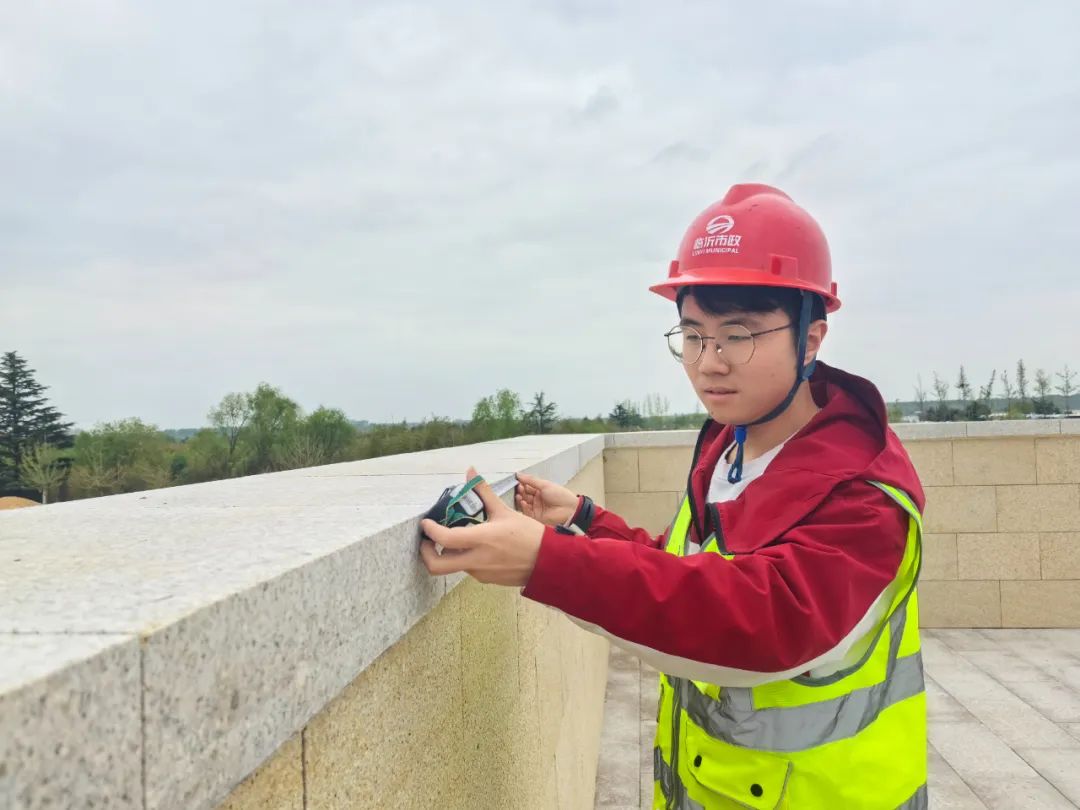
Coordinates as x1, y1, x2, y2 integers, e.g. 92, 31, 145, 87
653, 481, 926, 809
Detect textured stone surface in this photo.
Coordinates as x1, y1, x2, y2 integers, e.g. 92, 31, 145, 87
1037, 439, 1080, 485
893, 422, 970, 440
0, 633, 141, 810
1010, 747, 1080, 807
637, 447, 693, 493
966, 420, 1063, 437
605, 491, 680, 536
1002, 581, 1080, 628
919, 581, 1002, 627
924, 486, 998, 533
604, 448, 640, 494
957, 533, 1041, 580
925, 630, 1080, 808
927, 745, 986, 808
303, 582, 468, 809
574, 453, 608, 508
605, 430, 698, 448
905, 440, 955, 487
216, 734, 303, 810
923, 533, 959, 580
142, 517, 450, 810
971, 776, 1076, 808
0, 501, 431, 633
997, 485, 1080, 532
1042, 533, 1080, 579
953, 438, 1037, 485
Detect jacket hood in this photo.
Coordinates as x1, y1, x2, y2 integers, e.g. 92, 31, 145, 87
688, 361, 924, 550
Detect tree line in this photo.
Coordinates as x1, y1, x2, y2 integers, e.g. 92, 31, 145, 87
903, 360, 1076, 422
0, 351, 704, 504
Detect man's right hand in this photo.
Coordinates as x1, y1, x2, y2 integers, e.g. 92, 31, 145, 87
514, 472, 580, 528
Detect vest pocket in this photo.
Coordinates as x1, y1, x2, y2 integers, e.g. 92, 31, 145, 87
684, 726, 793, 809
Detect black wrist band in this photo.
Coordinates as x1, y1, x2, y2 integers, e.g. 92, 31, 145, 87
572, 495, 595, 534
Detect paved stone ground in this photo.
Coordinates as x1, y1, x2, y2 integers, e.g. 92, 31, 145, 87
594, 629, 1080, 809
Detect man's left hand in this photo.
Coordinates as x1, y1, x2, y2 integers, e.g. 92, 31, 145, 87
420, 466, 545, 587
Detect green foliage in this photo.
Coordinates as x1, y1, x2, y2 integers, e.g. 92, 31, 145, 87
468, 388, 525, 442
20, 443, 71, 503
177, 428, 231, 484
352, 416, 468, 458
242, 384, 301, 474
610, 400, 645, 429
67, 418, 175, 497
207, 391, 251, 475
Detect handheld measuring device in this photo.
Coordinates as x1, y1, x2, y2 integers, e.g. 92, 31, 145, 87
423, 473, 519, 553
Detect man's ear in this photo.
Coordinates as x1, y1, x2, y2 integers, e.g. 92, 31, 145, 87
805, 320, 828, 364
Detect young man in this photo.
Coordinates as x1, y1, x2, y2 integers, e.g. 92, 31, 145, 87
421, 184, 927, 809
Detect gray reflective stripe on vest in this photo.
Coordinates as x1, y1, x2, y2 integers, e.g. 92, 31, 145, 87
683, 650, 924, 753
654, 749, 706, 810
682, 607, 924, 753
896, 783, 928, 809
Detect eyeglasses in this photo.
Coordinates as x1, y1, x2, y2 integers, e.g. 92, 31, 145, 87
663, 323, 794, 365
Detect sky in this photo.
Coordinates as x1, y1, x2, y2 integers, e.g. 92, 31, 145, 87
3, 0, 1079, 429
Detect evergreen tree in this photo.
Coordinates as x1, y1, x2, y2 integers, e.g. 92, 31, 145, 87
525, 392, 558, 434
0, 352, 75, 496
610, 400, 644, 430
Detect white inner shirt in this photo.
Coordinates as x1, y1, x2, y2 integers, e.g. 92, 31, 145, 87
688, 431, 796, 554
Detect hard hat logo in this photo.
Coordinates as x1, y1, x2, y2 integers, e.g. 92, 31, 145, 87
692, 233, 742, 256
705, 214, 734, 235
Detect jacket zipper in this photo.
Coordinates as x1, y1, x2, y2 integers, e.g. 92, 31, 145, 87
670, 419, 712, 808
708, 502, 729, 554
684, 419, 712, 550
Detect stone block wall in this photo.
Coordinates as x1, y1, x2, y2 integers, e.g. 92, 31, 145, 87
216, 454, 610, 810
911, 427, 1080, 628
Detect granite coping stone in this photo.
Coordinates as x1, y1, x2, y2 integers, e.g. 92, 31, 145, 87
0, 633, 142, 810
605, 430, 699, 448
0, 434, 603, 810
890, 418, 1075, 440
603, 420, 1077, 446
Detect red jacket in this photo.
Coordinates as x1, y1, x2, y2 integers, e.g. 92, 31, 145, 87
521, 362, 924, 684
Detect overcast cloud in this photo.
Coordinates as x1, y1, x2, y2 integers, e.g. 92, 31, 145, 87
3, 0, 1079, 429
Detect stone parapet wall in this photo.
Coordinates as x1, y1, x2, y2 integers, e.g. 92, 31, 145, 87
1, 436, 608, 810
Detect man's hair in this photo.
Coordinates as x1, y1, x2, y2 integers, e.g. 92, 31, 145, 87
676, 285, 826, 346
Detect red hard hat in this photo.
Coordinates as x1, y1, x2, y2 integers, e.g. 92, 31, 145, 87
650, 183, 840, 313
